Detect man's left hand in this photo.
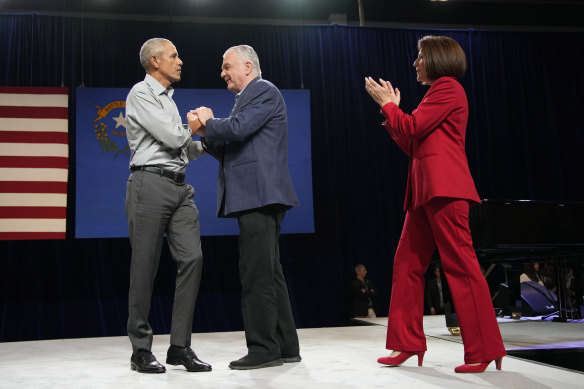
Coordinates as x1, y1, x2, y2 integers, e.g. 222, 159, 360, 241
194, 106, 214, 126
187, 111, 202, 135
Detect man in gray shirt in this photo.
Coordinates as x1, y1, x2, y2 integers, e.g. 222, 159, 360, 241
125, 37, 210, 374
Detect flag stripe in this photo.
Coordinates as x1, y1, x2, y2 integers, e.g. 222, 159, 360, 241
0, 87, 69, 240
0, 232, 66, 240
0, 193, 67, 206
0, 206, 66, 218
0, 218, 66, 232
0, 181, 67, 193
0, 118, 68, 132
0, 156, 69, 169
0, 94, 68, 107
0, 143, 69, 158
0, 106, 68, 119
0, 87, 68, 95
0, 168, 68, 182
0, 131, 68, 144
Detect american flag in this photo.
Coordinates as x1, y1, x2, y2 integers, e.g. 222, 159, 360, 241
0, 87, 69, 240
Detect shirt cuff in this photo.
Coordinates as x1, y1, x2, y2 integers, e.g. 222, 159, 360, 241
187, 140, 204, 160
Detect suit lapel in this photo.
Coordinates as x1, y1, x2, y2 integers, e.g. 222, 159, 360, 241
230, 77, 260, 117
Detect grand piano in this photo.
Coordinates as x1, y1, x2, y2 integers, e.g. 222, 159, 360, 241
470, 199, 584, 261
443, 199, 584, 321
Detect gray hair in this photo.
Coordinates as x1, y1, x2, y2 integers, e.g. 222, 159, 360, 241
224, 45, 262, 77
139, 38, 172, 71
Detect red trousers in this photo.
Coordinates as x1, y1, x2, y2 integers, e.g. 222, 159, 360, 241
386, 197, 506, 363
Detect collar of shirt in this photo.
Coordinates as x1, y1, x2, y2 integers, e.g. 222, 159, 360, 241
144, 74, 175, 98
236, 76, 261, 99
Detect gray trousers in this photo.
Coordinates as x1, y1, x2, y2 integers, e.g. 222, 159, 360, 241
125, 170, 203, 352
237, 206, 299, 358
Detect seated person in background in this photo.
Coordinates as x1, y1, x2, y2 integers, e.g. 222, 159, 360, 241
351, 264, 377, 318
425, 265, 444, 315
542, 261, 556, 292
520, 261, 544, 286
564, 266, 577, 307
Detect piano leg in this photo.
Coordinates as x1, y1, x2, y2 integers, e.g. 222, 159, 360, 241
548, 257, 583, 321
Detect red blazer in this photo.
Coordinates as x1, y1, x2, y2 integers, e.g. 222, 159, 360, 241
381, 76, 480, 211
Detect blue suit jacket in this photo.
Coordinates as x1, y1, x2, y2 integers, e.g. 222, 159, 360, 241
204, 77, 299, 217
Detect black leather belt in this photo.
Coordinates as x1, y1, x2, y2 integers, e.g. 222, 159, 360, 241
131, 166, 185, 183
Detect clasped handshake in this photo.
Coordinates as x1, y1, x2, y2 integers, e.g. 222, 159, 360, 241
186, 106, 214, 137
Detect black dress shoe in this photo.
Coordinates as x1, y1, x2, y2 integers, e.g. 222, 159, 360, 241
166, 345, 212, 372
281, 353, 302, 363
130, 349, 166, 373
229, 354, 283, 370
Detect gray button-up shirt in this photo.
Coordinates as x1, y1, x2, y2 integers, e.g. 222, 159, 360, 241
125, 74, 202, 172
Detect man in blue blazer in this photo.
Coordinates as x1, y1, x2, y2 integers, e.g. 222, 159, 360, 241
191, 45, 300, 370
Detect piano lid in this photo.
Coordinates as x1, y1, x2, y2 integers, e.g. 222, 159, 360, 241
470, 199, 584, 250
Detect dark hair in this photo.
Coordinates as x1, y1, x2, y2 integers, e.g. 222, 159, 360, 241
522, 262, 541, 283
418, 36, 466, 81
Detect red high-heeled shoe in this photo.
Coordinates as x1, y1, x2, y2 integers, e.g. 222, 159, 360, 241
377, 351, 425, 366
454, 358, 502, 373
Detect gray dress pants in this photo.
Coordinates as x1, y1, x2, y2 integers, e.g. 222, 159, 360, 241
125, 170, 203, 352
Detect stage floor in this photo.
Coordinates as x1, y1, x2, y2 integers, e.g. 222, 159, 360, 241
0, 315, 582, 389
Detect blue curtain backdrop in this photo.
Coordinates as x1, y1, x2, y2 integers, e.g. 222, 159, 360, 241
1, 13, 584, 341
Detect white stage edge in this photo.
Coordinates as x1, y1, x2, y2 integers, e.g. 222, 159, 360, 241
0, 315, 582, 389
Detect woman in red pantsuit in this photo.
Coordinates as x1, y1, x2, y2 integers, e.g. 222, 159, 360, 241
365, 36, 506, 373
